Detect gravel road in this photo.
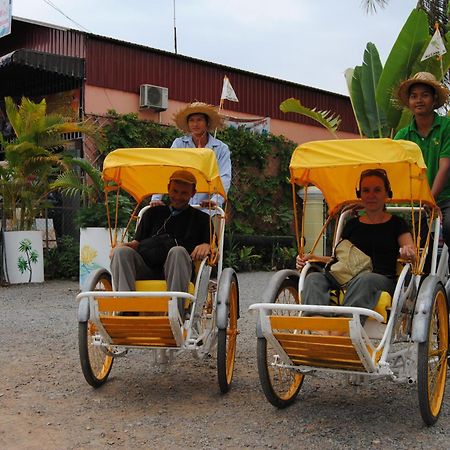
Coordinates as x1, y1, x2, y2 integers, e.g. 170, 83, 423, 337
1, 272, 449, 449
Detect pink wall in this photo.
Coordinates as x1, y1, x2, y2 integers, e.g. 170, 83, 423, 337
84, 85, 359, 143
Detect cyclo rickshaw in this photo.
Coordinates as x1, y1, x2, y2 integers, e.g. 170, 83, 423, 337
250, 138, 450, 425
76, 147, 239, 394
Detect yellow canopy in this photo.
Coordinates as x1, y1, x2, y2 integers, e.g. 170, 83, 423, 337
290, 138, 435, 213
102, 148, 226, 203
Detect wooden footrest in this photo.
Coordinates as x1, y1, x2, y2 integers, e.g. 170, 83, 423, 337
270, 315, 367, 371
99, 315, 177, 347
274, 331, 364, 370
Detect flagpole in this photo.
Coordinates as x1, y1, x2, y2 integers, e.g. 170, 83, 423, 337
216, 75, 239, 137
173, 0, 178, 54
215, 99, 224, 138
215, 78, 226, 138
437, 23, 445, 81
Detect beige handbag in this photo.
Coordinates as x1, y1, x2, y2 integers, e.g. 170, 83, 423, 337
326, 239, 373, 286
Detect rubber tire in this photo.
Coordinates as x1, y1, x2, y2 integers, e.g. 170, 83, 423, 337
417, 283, 449, 426
79, 271, 114, 388
257, 277, 304, 408
217, 272, 239, 394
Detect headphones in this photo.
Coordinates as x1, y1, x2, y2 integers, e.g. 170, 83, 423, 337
355, 168, 393, 199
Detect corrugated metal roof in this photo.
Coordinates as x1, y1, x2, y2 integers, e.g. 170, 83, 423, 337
5, 17, 358, 133
0, 49, 84, 78
83, 30, 348, 99
12, 17, 348, 96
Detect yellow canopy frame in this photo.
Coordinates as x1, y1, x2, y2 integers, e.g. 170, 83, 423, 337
101, 147, 226, 250
289, 138, 438, 272
103, 147, 227, 202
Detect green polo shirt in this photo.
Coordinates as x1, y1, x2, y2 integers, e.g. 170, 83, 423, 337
394, 113, 450, 202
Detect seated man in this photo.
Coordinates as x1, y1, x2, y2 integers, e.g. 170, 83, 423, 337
110, 170, 211, 317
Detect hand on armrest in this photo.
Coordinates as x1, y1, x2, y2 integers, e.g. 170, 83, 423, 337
296, 254, 332, 270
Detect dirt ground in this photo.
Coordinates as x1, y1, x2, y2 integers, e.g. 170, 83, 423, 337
1, 273, 450, 449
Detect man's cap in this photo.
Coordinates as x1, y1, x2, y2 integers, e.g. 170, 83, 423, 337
169, 169, 197, 185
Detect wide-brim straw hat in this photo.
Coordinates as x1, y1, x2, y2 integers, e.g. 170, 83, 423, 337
174, 102, 223, 133
395, 72, 450, 108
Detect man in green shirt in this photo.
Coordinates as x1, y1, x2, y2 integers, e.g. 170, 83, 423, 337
394, 72, 450, 248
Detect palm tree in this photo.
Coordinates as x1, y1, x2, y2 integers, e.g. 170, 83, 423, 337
50, 157, 134, 228
0, 96, 96, 230
361, 0, 389, 14
362, 0, 449, 31
17, 238, 39, 282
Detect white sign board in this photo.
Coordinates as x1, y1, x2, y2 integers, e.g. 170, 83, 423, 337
0, 0, 12, 38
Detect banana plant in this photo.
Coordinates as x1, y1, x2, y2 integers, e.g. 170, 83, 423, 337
376, 8, 431, 133
345, 43, 388, 138
279, 98, 341, 137
347, 7, 450, 138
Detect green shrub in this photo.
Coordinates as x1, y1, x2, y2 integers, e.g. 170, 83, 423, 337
101, 112, 300, 271
75, 194, 135, 229
44, 235, 79, 279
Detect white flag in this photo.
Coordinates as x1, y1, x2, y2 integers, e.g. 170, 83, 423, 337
421, 29, 447, 62
221, 76, 239, 102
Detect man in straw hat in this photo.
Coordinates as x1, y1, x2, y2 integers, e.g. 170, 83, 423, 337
150, 102, 231, 210
111, 169, 210, 317
394, 72, 450, 248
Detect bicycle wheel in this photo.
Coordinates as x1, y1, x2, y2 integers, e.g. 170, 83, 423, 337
257, 277, 304, 408
217, 270, 239, 394
79, 270, 114, 388
417, 283, 449, 426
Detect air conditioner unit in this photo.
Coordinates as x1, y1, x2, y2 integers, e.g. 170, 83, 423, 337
139, 84, 169, 111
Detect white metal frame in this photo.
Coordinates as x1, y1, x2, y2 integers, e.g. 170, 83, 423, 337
76, 205, 227, 361
251, 204, 448, 383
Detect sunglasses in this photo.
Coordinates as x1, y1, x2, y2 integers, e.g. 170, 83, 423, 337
360, 168, 388, 178
357, 168, 393, 198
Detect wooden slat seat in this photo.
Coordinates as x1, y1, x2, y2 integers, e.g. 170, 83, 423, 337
94, 280, 195, 348
330, 290, 392, 323
99, 316, 177, 347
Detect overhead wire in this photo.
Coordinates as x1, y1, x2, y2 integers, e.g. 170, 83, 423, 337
42, 0, 91, 32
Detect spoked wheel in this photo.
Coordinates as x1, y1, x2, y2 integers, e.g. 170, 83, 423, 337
257, 277, 304, 408
79, 270, 114, 388
217, 269, 239, 394
417, 283, 449, 425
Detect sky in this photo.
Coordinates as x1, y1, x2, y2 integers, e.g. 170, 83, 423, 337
11, 0, 420, 96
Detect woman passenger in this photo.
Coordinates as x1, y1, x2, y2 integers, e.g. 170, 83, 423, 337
296, 169, 415, 316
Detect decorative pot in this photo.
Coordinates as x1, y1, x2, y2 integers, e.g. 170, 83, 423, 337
79, 227, 126, 289
3, 230, 44, 284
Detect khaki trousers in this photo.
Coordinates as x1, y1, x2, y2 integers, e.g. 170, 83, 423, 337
110, 245, 192, 316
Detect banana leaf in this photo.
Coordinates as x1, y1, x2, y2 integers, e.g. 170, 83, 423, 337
347, 66, 372, 137
395, 109, 413, 134
279, 98, 341, 136
360, 42, 388, 137
344, 68, 363, 137
376, 8, 429, 132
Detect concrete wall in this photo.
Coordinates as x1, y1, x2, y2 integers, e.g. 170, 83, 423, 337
84, 85, 359, 144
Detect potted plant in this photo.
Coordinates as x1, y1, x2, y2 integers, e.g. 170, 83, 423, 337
0, 96, 92, 284
51, 157, 134, 288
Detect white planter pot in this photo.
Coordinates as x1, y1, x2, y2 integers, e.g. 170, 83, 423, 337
79, 227, 126, 290
3, 230, 45, 284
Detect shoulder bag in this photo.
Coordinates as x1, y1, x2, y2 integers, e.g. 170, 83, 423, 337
325, 239, 373, 287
